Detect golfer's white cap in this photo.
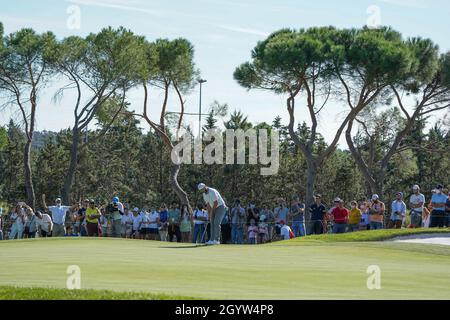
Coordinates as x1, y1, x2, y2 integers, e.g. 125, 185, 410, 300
412, 184, 420, 190
133, 207, 139, 212
197, 183, 206, 191
372, 194, 379, 200
55, 198, 62, 202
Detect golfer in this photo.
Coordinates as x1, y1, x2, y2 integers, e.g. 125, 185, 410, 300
198, 183, 227, 245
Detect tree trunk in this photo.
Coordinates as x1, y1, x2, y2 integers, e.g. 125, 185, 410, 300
305, 158, 317, 234
23, 138, 35, 209
62, 128, 80, 204
170, 162, 191, 211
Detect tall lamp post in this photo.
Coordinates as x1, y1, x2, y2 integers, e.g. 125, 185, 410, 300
198, 78, 207, 137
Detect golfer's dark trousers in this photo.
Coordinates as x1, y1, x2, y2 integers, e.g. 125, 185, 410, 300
168, 225, 181, 242
429, 210, 447, 228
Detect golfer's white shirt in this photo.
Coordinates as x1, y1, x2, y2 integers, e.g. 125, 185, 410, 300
280, 225, 292, 240
203, 187, 225, 208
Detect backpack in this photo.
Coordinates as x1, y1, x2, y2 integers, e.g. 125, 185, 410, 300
289, 228, 295, 239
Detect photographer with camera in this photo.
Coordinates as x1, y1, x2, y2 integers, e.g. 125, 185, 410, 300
107, 197, 124, 238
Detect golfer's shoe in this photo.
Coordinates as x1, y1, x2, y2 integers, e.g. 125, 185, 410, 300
206, 240, 214, 245
213, 240, 220, 245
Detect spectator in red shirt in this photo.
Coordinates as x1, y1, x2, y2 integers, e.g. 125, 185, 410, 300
331, 198, 349, 234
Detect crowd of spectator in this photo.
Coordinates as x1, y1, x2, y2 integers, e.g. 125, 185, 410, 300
0, 184, 449, 243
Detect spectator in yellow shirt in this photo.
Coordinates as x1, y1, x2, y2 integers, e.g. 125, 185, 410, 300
348, 200, 362, 232
86, 200, 102, 237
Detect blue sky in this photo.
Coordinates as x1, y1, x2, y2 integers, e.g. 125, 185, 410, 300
1, 0, 449, 144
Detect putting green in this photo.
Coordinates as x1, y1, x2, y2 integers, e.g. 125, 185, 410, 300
1, 233, 450, 299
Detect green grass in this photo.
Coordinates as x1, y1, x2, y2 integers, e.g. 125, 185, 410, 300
272, 228, 450, 244
0, 285, 200, 300
1, 229, 450, 300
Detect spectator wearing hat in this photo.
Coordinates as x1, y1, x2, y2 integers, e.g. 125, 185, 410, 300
85, 200, 102, 237
347, 200, 362, 232
230, 199, 246, 244
42, 194, 77, 237
369, 194, 385, 230
108, 197, 125, 238
390, 192, 406, 229
430, 184, 448, 228
409, 185, 425, 228
309, 194, 327, 234
331, 198, 349, 234
111, 196, 124, 213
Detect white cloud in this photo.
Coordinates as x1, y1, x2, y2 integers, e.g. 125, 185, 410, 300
217, 24, 269, 37
378, 0, 428, 9
66, 0, 165, 16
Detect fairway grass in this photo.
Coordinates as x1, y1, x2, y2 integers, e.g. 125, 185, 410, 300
1, 229, 450, 300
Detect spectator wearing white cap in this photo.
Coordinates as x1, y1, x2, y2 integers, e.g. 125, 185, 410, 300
409, 185, 425, 228
42, 194, 77, 237
330, 198, 349, 234
390, 192, 406, 229
198, 183, 227, 245
369, 194, 385, 230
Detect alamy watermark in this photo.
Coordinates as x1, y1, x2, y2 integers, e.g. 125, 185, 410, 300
66, 5, 81, 30
366, 265, 381, 290
171, 128, 280, 176
66, 265, 81, 289
366, 5, 382, 29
